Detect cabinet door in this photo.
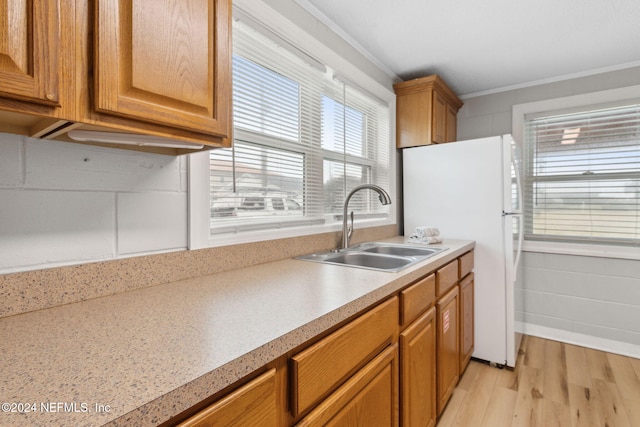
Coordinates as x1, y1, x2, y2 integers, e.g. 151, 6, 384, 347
296, 345, 398, 427
431, 90, 446, 144
400, 307, 436, 427
436, 286, 459, 415
0, 0, 60, 105
459, 273, 474, 374
95, 0, 231, 137
445, 103, 457, 142
177, 369, 277, 427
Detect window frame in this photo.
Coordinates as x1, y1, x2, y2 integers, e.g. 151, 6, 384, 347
188, 3, 397, 249
512, 84, 640, 260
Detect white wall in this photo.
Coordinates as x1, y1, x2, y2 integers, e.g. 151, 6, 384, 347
458, 65, 640, 356
0, 134, 188, 273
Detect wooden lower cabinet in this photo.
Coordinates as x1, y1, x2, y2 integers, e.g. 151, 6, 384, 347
436, 286, 459, 416
171, 251, 475, 427
290, 297, 399, 417
400, 307, 437, 427
459, 273, 474, 374
296, 345, 398, 427
177, 369, 277, 427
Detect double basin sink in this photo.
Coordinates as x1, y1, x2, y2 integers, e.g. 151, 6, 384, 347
296, 242, 447, 272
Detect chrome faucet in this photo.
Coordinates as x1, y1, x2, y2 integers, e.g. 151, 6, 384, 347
341, 184, 392, 250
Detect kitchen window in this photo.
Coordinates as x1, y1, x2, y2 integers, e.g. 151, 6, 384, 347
523, 102, 640, 247
207, 15, 392, 240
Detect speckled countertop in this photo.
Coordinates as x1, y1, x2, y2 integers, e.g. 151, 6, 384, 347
0, 237, 474, 427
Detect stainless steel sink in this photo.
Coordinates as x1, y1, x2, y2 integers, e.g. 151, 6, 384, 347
324, 252, 413, 270
361, 244, 442, 257
295, 242, 447, 272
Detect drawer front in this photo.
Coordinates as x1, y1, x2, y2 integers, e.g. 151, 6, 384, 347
177, 369, 277, 427
400, 273, 435, 327
295, 345, 398, 427
436, 259, 459, 297
459, 251, 474, 279
291, 297, 399, 416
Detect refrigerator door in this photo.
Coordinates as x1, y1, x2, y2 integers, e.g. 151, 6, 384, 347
403, 136, 511, 365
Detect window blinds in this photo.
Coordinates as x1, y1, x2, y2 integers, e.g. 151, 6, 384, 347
209, 17, 390, 236
523, 103, 640, 245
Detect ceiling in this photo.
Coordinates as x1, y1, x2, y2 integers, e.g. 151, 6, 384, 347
296, 0, 640, 97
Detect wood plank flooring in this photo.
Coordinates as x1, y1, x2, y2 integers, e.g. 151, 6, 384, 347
437, 335, 640, 427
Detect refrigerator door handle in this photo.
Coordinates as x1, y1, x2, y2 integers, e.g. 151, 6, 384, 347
513, 214, 524, 280
511, 140, 524, 213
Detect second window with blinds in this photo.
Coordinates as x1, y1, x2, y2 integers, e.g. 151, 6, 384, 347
523, 102, 640, 246
209, 16, 392, 238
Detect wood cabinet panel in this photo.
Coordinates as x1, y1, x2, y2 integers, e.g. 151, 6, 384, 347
400, 307, 436, 427
459, 250, 474, 279
446, 103, 458, 142
0, 0, 60, 106
400, 273, 435, 327
95, 0, 231, 137
432, 90, 447, 144
177, 368, 277, 427
296, 345, 398, 427
436, 259, 459, 297
436, 286, 459, 415
290, 297, 398, 417
459, 273, 474, 374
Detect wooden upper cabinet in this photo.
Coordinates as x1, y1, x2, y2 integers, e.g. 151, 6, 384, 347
0, 0, 60, 106
394, 75, 462, 149
94, 0, 231, 137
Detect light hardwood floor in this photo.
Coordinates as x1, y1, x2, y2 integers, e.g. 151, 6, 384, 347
437, 335, 640, 427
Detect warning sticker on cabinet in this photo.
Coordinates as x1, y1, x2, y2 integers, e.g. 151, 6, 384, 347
443, 310, 450, 333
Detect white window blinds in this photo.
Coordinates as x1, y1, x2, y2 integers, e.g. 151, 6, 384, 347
523, 103, 640, 246
209, 17, 391, 236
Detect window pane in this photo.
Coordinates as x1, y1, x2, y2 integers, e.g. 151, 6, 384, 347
524, 103, 640, 245
322, 95, 365, 156
210, 142, 304, 227
233, 55, 300, 142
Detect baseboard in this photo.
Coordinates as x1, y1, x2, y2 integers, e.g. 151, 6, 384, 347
518, 322, 640, 359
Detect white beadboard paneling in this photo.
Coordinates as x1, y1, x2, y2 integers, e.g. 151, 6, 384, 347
514, 80, 573, 104
521, 323, 640, 359
524, 265, 640, 305
522, 311, 573, 331
0, 189, 116, 272
573, 320, 640, 346
117, 192, 188, 255
490, 111, 513, 136
456, 114, 493, 141
571, 66, 640, 95
526, 251, 640, 278
459, 91, 515, 116
0, 133, 23, 187
24, 137, 182, 192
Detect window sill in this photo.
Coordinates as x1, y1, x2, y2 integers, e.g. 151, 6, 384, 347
208, 217, 395, 248
522, 240, 640, 261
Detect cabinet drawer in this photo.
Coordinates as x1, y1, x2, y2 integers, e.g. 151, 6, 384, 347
436, 259, 459, 297
400, 273, 435, 327
291, 297, 399, 416
177, 369, 277, 427
295, 345, 398, 427
459, 251, 474, 279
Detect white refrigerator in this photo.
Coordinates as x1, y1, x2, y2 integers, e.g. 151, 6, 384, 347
402, 134, 523, 367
